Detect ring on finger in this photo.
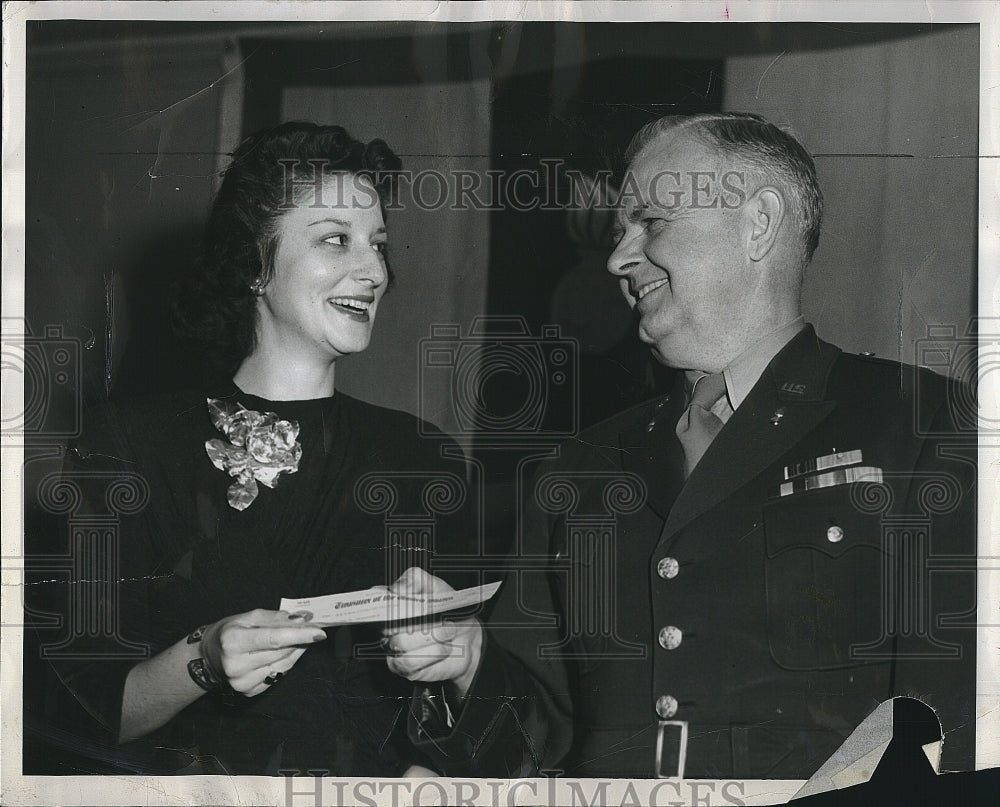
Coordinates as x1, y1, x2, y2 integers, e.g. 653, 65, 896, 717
263, 670, 284, 686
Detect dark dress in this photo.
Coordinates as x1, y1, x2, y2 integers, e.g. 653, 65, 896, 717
27, 384, 473, 775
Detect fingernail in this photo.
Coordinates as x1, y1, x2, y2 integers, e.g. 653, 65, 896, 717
312, 632, 327, 642
288, 613, 305, 621
289, 610, 313, 622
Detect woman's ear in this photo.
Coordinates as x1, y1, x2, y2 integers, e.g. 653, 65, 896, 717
745, 186, 784, 262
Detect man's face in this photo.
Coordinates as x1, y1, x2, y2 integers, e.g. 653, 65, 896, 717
608, 130, 757, 372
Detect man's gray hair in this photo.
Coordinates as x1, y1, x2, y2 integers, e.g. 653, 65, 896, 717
627, 112, 824, 264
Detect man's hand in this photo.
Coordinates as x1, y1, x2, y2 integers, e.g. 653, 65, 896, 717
200, 609, 327, 697
382, 567, 483, 698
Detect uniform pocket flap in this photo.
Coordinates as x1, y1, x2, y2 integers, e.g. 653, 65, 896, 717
763, 485, 886, 560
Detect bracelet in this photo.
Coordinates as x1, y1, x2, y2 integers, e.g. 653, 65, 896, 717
187, 657, 230, 693
186, 624, 230, 693
187, 624, 210, 644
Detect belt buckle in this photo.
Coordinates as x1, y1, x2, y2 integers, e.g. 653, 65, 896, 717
655, 720, 688, 779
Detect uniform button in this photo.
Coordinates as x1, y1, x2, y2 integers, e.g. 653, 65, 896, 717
658, 625, 683, 650
656, 557, 680, 579
655, 694, 678, 719
827, 525, 845, 543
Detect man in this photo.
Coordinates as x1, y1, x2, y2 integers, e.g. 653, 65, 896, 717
384, 112, 977, 779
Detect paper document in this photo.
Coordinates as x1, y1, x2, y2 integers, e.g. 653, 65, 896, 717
280, 580, 502, 627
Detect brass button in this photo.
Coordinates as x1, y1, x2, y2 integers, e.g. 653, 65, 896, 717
656, 557, 679, 579
655, 694, 678, 719
827, 525, 844, 543
658, 625, 683, 650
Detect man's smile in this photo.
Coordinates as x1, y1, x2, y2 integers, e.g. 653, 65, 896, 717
636, 278, 670, 300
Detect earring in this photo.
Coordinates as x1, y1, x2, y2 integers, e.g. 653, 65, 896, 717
250, 278, 265, 295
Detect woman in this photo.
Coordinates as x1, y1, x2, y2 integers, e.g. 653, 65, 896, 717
38, 122, 471, 775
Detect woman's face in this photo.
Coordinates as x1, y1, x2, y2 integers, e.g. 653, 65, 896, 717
255, 173, 389, 363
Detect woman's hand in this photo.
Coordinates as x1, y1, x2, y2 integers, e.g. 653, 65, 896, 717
199, 609, 327, 697
120, 609, 327, 742
382, 568, 483, 698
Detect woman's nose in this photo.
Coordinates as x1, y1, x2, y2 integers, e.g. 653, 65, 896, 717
355, 246, 388, 286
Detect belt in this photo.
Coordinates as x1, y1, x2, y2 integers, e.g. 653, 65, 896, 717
572, 722, 840, 778
655, 720, 688, 778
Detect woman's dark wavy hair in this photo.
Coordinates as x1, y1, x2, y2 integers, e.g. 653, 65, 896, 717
174, 121, 402, 377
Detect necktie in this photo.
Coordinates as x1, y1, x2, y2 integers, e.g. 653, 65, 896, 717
676, 372, 727, 477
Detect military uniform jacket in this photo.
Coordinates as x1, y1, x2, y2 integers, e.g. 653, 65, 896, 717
412, 326, 977, 779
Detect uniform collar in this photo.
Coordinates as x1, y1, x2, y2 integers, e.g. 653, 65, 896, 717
767, 323, 840, 402
683, 316, 807, 412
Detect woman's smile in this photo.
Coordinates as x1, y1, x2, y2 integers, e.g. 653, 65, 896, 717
328, 294, 375, 322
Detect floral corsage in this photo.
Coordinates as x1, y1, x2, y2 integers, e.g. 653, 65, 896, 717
204, 398, 302, 511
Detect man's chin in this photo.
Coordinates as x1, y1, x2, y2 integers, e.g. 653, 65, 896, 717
644, 335, 700, 372
650, 349, 674, 368
645, 340, 681, 369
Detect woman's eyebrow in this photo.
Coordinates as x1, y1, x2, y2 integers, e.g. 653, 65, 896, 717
307, 217, 352, 227
306, 219, 388, 237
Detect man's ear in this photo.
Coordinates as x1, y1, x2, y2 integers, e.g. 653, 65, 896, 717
745, 186, 784, 262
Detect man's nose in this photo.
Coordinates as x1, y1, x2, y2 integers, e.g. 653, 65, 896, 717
607, 232, 642, 277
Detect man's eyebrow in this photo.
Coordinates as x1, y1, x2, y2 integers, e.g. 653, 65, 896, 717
622, 203, 648, 223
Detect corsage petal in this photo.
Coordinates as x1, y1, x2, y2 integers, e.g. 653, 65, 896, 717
207, 398, 241, 431
228, 477, 259, 511
206, 398, 303, 510
255, 466, 281, 487
205, 438, 231, 471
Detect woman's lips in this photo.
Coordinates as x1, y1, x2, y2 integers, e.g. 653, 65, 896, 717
329, 295, 374, 322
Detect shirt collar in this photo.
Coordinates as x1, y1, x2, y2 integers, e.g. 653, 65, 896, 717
683, 316, 807, 412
